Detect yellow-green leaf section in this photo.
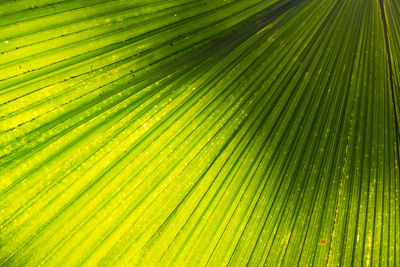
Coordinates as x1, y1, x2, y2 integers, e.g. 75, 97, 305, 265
0, 0, 399, 266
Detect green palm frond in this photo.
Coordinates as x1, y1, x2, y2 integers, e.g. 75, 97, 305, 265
0, 0, 399, 266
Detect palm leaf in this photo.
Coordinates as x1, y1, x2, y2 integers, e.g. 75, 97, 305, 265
0, 0, 399, 265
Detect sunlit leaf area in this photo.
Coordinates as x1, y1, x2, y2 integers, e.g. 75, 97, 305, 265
0, 0, 400, 266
